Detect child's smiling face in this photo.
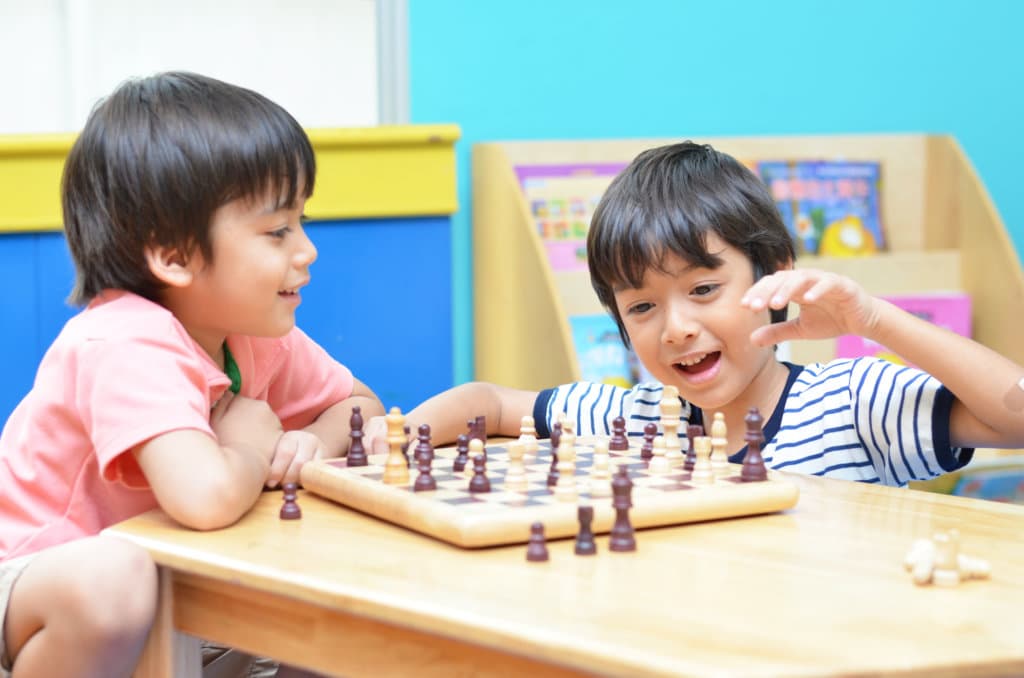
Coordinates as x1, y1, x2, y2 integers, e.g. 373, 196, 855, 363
613, 233, 784, 416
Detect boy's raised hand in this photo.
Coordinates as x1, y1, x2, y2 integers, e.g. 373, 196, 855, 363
267, 430, 328, 488
742, 268, 882, 347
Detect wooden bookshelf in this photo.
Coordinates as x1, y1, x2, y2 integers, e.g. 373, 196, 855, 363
472, 134, 1024, 388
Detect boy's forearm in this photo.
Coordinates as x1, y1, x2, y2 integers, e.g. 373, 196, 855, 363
867, 299, 1024, 441
304, 395, 385, 456
403, 382, 533, 446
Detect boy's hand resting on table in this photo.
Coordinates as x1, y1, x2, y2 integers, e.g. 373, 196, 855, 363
267, 429, 328, 488
742, 268, 883, 347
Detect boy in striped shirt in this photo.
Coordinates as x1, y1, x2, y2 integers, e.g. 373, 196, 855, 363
373, 141, 1024, 486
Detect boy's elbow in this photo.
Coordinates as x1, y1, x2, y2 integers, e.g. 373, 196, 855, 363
160, 474, 258, 531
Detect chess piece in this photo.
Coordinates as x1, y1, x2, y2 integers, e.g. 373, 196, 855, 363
401, 425, 412, 467
475, 415, 487, 444
526, 522, 549, 562
690, 436, 714, 485
518, 415, 539, 456
647, 436, 670, 475
640, 422, 656, 460
710, 412, 730, 478
904, 529, 991, 586
685, 423, 702, 472
660, 385, 682, 458
346, 405, 368, 467
383, 407, 410, 484
504, 440, 528, 492
609, 466, 636, 552
452, 433, 470, 472
468, 447, 491, 493
547, 422, 562, 487
589, 438, 612, 498
413, 424, 436, 492
741, 407, 768, 482
554, 428, 578, 502
608, 416, 629, 451
279, 482, 301, 520
574, 504, 597, 555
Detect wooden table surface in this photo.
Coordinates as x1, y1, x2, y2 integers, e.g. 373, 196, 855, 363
106, 471, 1024, 677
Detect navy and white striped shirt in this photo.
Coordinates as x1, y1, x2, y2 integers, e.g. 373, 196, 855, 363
533, 359, 973, 487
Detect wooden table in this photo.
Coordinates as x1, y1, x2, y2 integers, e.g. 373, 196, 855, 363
105, 472, 1024, 677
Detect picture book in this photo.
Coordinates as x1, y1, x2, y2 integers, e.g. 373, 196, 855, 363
758, 160, 884, 257
515, 163, 627, 272
569, 313, 643, 388
835, 292, 971, 367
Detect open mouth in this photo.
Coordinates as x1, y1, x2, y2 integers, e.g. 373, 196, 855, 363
675, 351, 720, 375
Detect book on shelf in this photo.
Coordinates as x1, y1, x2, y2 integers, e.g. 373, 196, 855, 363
835, 292, 971, 366
515, 163, 626, 272
757, 159, 885, 257
568, 314, 646, 388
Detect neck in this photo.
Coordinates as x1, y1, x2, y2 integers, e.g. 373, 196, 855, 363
718, 360, 790, 454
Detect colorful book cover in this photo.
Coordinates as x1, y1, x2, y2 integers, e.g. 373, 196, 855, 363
835, 292, 971, 367
515, 163, 627, 272
569, 314, 643, 388
758, 160, 884, 257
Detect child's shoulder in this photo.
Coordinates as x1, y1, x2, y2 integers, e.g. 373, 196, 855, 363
54, 291, 193, 358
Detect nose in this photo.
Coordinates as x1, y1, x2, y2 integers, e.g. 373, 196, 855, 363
661, 301, 699, 345
294, 225, 318, 268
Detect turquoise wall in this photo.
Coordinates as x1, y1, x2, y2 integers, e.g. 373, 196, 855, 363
409, 0, 1024, 385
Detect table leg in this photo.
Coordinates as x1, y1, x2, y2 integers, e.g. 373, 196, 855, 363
132, 566, 201, 678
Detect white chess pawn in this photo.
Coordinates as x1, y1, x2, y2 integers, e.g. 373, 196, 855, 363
518, 415, 538, 456
648, 436, 670, 475
589, 438, 612, 497
504, 440, 528, 492
465, 438, 485, 479
554, 430, 578, 502
710, 412, 730, 478
690, 436, 714, 485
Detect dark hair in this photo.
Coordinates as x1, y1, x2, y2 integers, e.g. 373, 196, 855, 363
62, 71, 316, 304
587, 141, 795, 348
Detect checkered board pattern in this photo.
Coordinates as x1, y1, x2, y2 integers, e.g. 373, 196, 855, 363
300, 438, 800, 548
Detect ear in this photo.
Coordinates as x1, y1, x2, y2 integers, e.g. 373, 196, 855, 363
144, 244, 196, 288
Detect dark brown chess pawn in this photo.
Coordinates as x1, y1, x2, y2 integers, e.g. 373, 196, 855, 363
609, 415, 629, 451
452, 434, 470, 472
468, 454, 491, 493
685, 423, 702, 472
741, 407, 768, 482
641, 422, 657, 460
475, 415, 487, 444
414, 424, 434, 465
608, 466, 636, 552
347, 405, 368, 467
279, 482, 301, 520
413, 424, 436, 492
574, 505, 597, 555
526, 522, 549, 562
547, 422, 562, 487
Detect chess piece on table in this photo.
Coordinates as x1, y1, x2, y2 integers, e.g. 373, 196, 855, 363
589, 438, 612, 498
279, 482, 301, 520
413, 424, 436, 492
690, 436, 714, 485
346, 405, 368, 467
904, 529, 991, 586
475, 415, 487, 444
554, 428, 578, 502
685, 423, 702, 472
660, 386, 683, 460
710, 412, 730, 479
401, 425, 412, 467
383, 407, 410, 485
641, 422, 657, 460
526, 522, 549, 562
468, 445, 491, 493
647, 436, 670, 475
547, 422, 562, 487
452, 433, 470, 473
608, 416, 629, 452
574, 504, 597, 556
504, 440, 528, 492
608, 465, 636, 552
741, 407, 768, 482
518, 415, 539, 456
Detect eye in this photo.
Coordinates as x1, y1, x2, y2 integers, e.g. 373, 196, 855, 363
626, 301, 653, 315
692, 283, 718, 297
268, 225, 292, 239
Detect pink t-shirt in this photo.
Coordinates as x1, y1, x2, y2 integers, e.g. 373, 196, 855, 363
0, 291, 353, 560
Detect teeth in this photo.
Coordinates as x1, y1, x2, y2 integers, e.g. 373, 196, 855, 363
678, 353, 707, 366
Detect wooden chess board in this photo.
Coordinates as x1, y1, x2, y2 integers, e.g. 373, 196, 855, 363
300, 439, 800, 548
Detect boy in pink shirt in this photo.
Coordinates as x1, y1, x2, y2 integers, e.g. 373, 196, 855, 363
0, 72, 383, 677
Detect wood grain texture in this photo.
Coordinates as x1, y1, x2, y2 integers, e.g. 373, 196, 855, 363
108, 471, 1024, 677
